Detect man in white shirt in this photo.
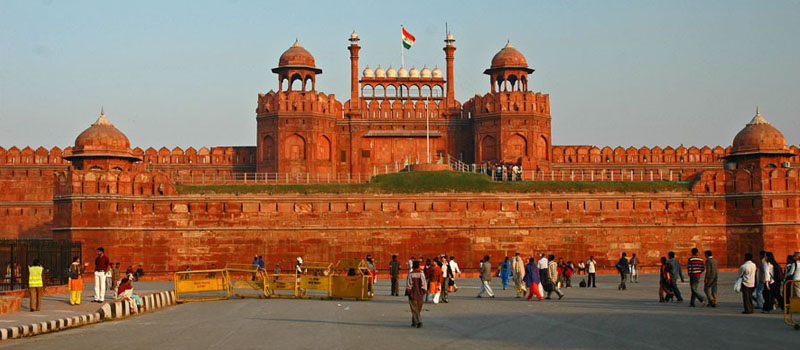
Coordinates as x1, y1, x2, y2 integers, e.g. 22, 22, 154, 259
586, 256, 597, 288
448, 256, 461, 292
537, 254, 549, 283
739, 253, 757, 314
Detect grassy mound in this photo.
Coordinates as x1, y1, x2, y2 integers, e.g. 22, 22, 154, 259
175, 171, 690, 195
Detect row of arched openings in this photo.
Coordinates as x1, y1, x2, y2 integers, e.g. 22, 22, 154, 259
362, 85, 443, 98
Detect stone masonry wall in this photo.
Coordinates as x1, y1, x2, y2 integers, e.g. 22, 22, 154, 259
0, 166, 65, 239
55, 191, 793, 274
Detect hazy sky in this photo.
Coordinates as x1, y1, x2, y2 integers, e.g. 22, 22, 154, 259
1, 0, 798, 150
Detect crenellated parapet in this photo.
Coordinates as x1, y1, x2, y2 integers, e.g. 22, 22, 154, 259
0, 146, 72, 165
552, 145, 734, 165
54, 169, 176, 197
256, 90, 341, 117
137, 146, 256, 166
463, 91, 550, 118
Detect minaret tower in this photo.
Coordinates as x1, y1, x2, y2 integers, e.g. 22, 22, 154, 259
348, 30, 361, 110
443, 31, 456, 110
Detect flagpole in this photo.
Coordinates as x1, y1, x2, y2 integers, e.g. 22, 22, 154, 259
401, 25, 405, 68
426, 96, 430, 164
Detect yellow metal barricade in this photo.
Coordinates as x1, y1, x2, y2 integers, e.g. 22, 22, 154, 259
174, 269, 230, 302
265, 271, 299, 298
173, 260, 375, 302
225, 263, 269, 299
297, 262, 333, 299
784, 280, 800, 330
330, 259, 373, 300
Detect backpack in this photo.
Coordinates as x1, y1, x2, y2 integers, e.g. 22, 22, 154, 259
615, 261, 625, 273
579, 279, 586, 288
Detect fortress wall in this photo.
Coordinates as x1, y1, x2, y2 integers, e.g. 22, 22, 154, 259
0, 167, 65, 238
52, 168, 800, 273
50, 192, 749, 273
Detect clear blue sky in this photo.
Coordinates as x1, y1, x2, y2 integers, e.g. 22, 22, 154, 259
1, 0, 798, 149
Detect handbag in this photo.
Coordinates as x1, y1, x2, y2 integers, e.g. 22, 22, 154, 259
733, 277, 743, 293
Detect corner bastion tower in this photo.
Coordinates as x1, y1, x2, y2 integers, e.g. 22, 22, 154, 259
463, 42, 552, 171
256, 40, 342, 175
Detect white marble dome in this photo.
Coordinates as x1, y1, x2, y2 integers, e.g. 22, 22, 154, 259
386, 65, 397, 78
432, 66, 443, 78
420, 66, 432, 78
374, 65, 386, 78
409, 66, 420, 78
398, 66, 409, 78
362, 65, 374, 78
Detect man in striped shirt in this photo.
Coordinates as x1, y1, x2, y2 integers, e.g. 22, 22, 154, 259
687, 248, 706, 307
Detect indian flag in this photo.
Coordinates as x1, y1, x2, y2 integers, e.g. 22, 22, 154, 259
402, 26, 415, 49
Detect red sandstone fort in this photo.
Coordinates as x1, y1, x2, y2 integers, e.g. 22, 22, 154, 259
1, 31, 798, 271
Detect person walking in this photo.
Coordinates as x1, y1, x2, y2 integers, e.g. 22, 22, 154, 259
739, 253, 757, 314
578, 260, 586, 275
365, 255, 376, 297
406, 260, 426, 328
786, 252, 800, 300
586, 256, 597, 288
68, 256, 87, 306
407, 256, 415, 272
687, 248, 706, 307
762, 252, 782, 313
616, 252, 629, 291
477, 255, 495, 298
389, 255, 401, 296
423, 259, 433, 302
28, 259, 44, 312
546, 255, 564, 300
430, 260, 443, 304
659, 257, 675, 302
629, 253, 639, 283
511, 253, 527, 298
754, 251, 766, 309
499, 257, 511, 290
448, 256, 461, 293
524, 257, 543, 301
440, 254, 450, 303
93, 247, 110, 303
112, 262, 121, 292
564, 261, 574, 288
106, 263, 114, 291
666, 251, 685, 302
538, 254, 549, 285
703, 250, 718, 307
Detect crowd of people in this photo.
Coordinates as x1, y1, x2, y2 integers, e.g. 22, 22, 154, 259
27, 247, 146, 313
25, 248, 800, 324
402, 254, 462, 327
736, 251, 800, 314
484, 162, 524, 182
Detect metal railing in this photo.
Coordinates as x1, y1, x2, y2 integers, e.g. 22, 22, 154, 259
472, 166, 690, 182
0, 239, 82, 290
173, 172, 374, 185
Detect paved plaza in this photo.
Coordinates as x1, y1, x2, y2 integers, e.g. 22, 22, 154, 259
1, 272, 796, 349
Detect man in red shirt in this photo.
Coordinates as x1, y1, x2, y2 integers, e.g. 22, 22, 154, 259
93, 247, 110, 302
